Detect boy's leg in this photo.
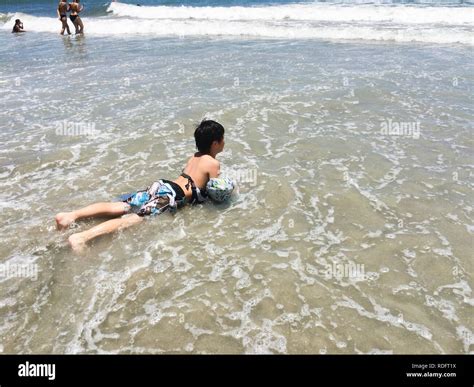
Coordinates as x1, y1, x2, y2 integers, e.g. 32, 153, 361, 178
56, 202, 130, 229
68, 214, 143, 253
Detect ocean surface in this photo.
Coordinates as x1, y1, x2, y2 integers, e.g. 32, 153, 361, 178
0, 0, 473, 354
1, 0, 474, 43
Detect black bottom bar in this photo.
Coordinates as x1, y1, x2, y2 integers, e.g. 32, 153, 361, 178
0, 354, 472, 386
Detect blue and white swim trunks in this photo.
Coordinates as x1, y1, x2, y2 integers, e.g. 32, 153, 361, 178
117, 179, 186, 217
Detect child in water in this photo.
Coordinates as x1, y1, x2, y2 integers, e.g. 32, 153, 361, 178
12, 19, 25, 33
55, 120, 225, 253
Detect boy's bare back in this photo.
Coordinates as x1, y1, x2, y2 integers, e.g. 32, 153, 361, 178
175, 154, 220, 199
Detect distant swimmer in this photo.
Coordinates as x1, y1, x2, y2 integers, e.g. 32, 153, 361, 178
57, 0, 71, 35
12, 19, 25, 33
70, 0, 84, 34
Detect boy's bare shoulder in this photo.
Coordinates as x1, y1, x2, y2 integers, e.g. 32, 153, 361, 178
201, 154, 220, 167
200, 155, 220, 178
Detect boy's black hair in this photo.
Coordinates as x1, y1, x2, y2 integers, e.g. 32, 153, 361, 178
194, 120, 224, 154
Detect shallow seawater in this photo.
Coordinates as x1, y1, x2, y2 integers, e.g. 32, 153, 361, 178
0, 33, 473, 354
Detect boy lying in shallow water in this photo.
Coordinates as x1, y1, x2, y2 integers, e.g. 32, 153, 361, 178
55, 120, 225, 252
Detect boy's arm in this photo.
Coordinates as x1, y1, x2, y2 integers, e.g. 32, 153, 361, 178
208, 159, 220, 179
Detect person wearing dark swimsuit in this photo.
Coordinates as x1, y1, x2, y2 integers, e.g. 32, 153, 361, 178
69, 0, 84, 34
57, 0, 71, 35
12, 19, 25, 33
180, 172, 207, 204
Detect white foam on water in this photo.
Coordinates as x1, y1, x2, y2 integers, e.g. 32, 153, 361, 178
337, 296, 435, 342
221, 288, 292, 354
364, 348, 394, 354
243, 319, 287, 354
456, 326, 473, 353
64, 255, 154, 353
108, 3, 474, 25
425, 295, 459, 322
0, 5, 472, 44
436, 281, 474, 306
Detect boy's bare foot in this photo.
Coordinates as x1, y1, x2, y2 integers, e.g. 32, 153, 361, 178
55, 212, 76, 230
68, 233, 87, 253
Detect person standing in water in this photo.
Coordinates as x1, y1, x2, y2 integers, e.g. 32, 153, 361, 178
70, 0, 84, 34
57, 0, 71, 35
